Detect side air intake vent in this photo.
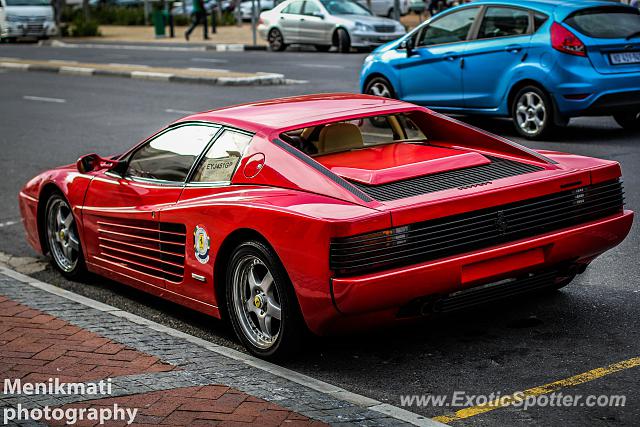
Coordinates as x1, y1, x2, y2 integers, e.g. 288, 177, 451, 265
351, 156, 544, 202
97, 219, 186, 282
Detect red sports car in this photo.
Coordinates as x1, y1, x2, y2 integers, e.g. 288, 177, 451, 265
19, 94, 633, 358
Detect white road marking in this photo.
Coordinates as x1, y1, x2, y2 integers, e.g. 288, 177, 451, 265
0, 220, 21, 228
23, 95, 66, 103
191, 57, 229, 64
298, 63, 343, 69
165, 108, 196, 115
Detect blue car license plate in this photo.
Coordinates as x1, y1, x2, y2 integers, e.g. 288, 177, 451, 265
610, 51, 640, 65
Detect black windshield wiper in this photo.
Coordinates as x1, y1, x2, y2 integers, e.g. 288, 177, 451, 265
626, 30, 640, 40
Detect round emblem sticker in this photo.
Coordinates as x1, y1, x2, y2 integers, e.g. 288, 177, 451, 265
194, 225, 210, 264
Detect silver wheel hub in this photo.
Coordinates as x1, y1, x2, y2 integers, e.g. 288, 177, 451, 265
47, 199, 79, 273
368, 82, 391, 98
516, 91, 546, 135
232, 255, 282, 350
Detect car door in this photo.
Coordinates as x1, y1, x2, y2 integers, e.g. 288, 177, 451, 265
298, 0, 332, 44
396, 6, 480, 107
462, 6, 534, 109
81, 123, 221, 291
163, 128, 253, 306
279, 0, 305, 42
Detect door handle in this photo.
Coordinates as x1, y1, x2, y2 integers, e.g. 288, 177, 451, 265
505, 44, 522, 53
300, 18, 305, 21
444, 52, 458, 61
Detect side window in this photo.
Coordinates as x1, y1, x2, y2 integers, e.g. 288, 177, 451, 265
303, 1, 321, 16
417, 7, 479, 46
477, 7, 530, 39
127, 125, 220, 183
191, 130, 252, 183
283, 1, 304, 14
533, 12, 548, 32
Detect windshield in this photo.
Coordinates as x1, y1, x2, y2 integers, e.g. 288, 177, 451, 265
320, 0, 371, 16
565, 7, 640, 39
280, 113, 427, 157
5, 0, 50, 5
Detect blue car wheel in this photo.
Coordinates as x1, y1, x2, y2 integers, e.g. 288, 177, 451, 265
614, 111, 640, 131
511, 85, 556, 140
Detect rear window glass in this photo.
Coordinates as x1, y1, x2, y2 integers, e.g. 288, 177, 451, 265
565, 7, 640, 39
280, 113, 427, 157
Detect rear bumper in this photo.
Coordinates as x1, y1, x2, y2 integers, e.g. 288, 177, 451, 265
331, 210, 633, 315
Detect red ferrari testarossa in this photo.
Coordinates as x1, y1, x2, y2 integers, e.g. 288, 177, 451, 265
19, 94, 633, 358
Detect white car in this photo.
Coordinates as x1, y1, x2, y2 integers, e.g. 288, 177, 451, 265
258, 0, 406, 52
355, 0, 409, 17
240, 0, 275, 21
0, 0, 57, 41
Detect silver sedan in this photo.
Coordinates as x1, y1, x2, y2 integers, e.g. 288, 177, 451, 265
258, 0, 406, 53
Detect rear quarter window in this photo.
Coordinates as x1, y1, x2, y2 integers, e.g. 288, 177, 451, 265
565, 7, 640, 39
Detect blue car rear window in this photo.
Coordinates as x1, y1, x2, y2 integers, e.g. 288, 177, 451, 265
565, 7, 640, 39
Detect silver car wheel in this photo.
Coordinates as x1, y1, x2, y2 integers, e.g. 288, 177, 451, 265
268, 29, 284, 51
368, 81, 392, 98
46, 198, 79, 273
516, 91, 546, 136
232, 255, 282, 350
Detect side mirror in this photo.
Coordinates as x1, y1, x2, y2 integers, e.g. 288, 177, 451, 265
405, 37, 416, 57
312, 11, 324, 19
76, 153, 125, 175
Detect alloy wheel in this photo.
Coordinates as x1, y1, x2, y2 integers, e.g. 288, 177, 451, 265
368, 81, 392, 98
46, 198, 80, 273
268, 29, 284, 51
231, 255, 282, 350
515, 91, 547, 136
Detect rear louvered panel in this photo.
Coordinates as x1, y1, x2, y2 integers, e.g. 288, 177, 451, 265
97, 219, 186, 282
352, 157, 544, 202
331, 180, 624, 276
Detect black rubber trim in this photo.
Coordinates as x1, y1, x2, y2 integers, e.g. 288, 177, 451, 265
272, 138, 373, 203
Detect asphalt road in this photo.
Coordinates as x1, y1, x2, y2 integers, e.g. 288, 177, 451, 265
1, 45, 639, 426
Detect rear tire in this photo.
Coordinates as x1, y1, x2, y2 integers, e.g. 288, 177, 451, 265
267, 28, 287, 52
334, 28, 351, 53
225, 240, 304, 360
511, 85, 556, 140
613, 110, 640, 131
44, 193, 86, 279
365, 76, 396, 127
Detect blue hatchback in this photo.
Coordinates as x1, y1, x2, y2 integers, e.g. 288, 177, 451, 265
360, 0, 640, 139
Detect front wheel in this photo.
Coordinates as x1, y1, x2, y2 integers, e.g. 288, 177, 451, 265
334, 28, 351, 53
45, 193, 86, 279
614, 110, 640, 131
365, 76, 396, 127
267, 28, 287, 52
512, 86, 555, 140
226, 240, 304, 359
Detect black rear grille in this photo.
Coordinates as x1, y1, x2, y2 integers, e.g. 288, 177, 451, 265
351, 156, 544, 202
330, 180, 624, 276
374, 25, 396, 33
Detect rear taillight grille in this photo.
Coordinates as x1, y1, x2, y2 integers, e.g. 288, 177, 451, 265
330, 180, 624, 276
97, 220, 186, 282
351, 156, 544, 202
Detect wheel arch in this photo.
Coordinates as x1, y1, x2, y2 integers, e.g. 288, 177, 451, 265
361, 72, 394, 95
506, 79, 550, 116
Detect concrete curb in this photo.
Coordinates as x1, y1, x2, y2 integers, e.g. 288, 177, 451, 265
0, 60, 285, 86
0, 265, 447, 427
42, 39, 267, 52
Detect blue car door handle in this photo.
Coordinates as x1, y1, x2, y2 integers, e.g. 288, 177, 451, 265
505, 44, 523, 53
444, 52, 458, 61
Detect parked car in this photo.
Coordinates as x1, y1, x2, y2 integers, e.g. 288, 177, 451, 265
0, 0, 57, 42
240, 0, 275, 21
20, 93, 633, 358
355, 0, 409, 17
258, 0, 406, 52
360, 0, 640, 139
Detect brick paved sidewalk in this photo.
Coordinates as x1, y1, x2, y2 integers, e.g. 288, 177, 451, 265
0, 267, 431, 427
0, 296, 323, 426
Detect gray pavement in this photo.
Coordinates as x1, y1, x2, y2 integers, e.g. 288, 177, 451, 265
0, 46, 639, 426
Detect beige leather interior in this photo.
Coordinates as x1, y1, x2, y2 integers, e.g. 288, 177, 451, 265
317, 123, 364, 155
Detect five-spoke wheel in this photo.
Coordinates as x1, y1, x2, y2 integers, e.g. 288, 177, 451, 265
45, 193, 85, 278
512, 86, 555, 139
226, 240, 303, 359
